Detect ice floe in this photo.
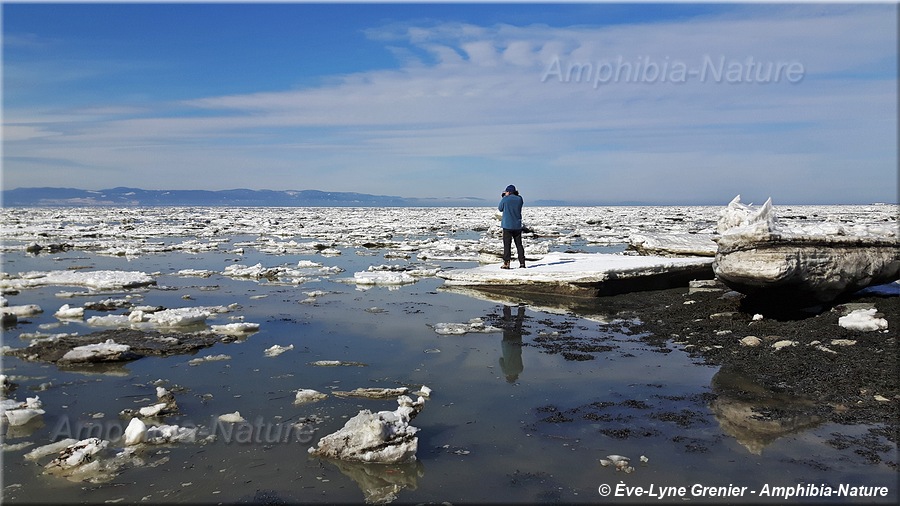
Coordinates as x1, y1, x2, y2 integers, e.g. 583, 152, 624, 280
264, 344, 294, 357
44, 437, 108, 472
352, 271, 417, 286
122, 418, 197, 446
309, 360, 367, 367
333, 387, 411, 399
628, 233, 717, 257
120, 386, 179, 418
1, 396, 45, 426
58, 339, 136, 363
209, 322, 260, 335
713, 196, 899, 304
439, 252, 713, 296
309, 394, 428, 464
54, 304, 85, 320
295, 389, 328, 404
2, 304, 43, 317
188, 354, 231, 366
0, 270, 155, 291
218, 411, 246, 423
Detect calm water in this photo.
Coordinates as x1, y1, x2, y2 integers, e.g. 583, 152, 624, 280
1, 235, 896, 504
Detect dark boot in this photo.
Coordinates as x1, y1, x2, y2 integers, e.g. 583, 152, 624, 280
519, 262, 526, 268
501, 261, 511, 269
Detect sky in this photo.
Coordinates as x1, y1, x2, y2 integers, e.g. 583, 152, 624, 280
2, 1, 898, 205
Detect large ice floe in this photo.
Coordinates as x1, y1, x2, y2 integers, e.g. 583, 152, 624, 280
0, 270, 155, 291
438, 252, 714, 296
713, 196, 899, 305
308, 392, 428, 464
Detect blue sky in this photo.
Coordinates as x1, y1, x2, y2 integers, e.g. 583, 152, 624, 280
2, 2, 897, 205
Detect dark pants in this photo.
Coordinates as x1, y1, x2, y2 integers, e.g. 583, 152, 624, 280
502, 228, 525, 264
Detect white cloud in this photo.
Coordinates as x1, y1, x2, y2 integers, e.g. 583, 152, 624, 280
3, 5, 896, 203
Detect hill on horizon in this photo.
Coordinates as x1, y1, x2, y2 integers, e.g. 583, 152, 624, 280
0, 187, 495, 207
1, 186, 663, 207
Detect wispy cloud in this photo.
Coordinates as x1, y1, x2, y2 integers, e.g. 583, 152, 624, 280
3, 5, 896, 203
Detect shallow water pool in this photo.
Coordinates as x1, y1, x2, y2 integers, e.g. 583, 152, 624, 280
1, 241, 896, 504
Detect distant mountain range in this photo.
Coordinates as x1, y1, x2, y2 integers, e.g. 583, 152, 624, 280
1, 187, 625, 207
1, 187, 494, 207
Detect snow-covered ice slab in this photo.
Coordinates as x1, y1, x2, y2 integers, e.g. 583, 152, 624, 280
438, 252, 713, 297
713, 196, 899, 305
0, 270, 155, 291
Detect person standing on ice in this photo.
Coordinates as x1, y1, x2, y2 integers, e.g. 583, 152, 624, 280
498, 185, 526, 269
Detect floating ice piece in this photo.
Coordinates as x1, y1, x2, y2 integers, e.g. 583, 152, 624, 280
4, 407, 45, 426
599, 454, 633, 472
415, 385, 432, 398
59, 339, 134, 363
211, 322, 260, 335
24, 438, 79, 461
2, 396, 46, 425
223, 263, 280, 279
218, 411, 245, 423
146, 307, 212, 327
54, 304, 84, 319
138, 403, 169, 418
295, 389, 328, 404
430, 318, 501, 335
629, 233, 717, 257
123, 418, 147, 445
120, 386, 178, 419
353, 271, 416, 285
838, 308, 888, 332
264, 344, 293, 357
86, 314, 133, 327
188, 354, 231, 366
145, 424, 198, 444
309, 360, 367, 367
3, 304, 43, 317
45, 438, 109, 471
308, 396, 424, 464
176, 269, 214, 278
0, 270, 155, 291
333, 387, 410, 399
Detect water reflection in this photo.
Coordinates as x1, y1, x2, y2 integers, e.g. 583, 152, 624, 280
323, 458, 424, 504
498, 305, 526, 383
709, 368, 823, 455
441, 285, 615, 323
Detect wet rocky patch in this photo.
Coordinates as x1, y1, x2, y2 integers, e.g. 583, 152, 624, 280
513, 281, 897, 471
4, 328, 241, 365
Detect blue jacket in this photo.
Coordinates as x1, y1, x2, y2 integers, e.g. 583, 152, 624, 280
498, 194, 524, 230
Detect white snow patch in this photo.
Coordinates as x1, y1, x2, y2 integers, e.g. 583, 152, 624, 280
838, 308, 889, 332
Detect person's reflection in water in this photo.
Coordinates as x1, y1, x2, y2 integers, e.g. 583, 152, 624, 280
499, 304, 526, 383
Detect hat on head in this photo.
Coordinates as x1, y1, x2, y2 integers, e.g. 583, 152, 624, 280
505, 185, 517, 193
